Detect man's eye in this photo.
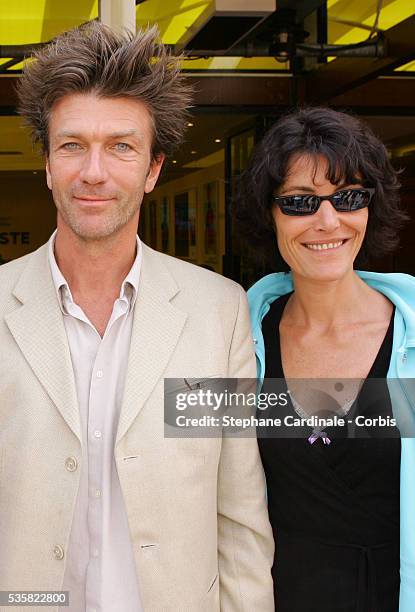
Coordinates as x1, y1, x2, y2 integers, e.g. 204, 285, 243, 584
62, 142, 81, 151
114, 143, 132, 152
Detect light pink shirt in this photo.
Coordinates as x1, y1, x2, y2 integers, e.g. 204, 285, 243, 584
48, 232, 143, 612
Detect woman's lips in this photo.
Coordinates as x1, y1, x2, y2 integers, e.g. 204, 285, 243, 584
302, 239, 349, 251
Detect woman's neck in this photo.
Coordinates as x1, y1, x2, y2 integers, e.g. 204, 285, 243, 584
286, 270, 389, 331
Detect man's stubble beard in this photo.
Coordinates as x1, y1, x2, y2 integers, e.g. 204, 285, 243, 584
54, 187, 143, 241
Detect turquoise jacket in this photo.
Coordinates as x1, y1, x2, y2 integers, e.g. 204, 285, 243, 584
247, 270, 415, 611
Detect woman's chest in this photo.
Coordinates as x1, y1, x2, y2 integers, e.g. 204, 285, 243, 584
279, 323, 390, 379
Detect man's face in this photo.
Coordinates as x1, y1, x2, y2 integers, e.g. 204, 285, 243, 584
46, 93, 164, 241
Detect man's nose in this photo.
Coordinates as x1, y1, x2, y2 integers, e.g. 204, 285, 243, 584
313, 199, 341, 232
79, 148, 108, 184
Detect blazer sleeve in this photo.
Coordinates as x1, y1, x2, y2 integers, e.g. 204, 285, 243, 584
217, 284, 275, 611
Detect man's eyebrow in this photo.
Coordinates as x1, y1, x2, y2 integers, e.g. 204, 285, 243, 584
55, 130, 82, 139
107, 129, 144, 140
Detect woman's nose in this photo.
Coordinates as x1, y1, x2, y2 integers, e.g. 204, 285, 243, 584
312, 199, 341, 232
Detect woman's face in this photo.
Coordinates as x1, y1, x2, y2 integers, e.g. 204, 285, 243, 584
272, 153, 369, 283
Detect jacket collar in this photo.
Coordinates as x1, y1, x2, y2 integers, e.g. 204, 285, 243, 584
6, 241, 187, 444
115, 243, 187, 443
6, 244, 82, 441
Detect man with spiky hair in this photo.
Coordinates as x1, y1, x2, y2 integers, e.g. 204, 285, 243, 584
0, 22, 273, 612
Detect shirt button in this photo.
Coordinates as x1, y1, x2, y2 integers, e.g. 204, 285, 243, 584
96, 370, 104, 378
92, 548, 99, 558
65, 457, 78, 472
93, 430, 102, 439
53, 544, 64, 560
94, 489, 102, 498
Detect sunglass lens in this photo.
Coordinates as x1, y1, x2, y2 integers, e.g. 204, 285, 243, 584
340, 189, 371, 211
333, 189, 371, 212
282, 195, 319, 215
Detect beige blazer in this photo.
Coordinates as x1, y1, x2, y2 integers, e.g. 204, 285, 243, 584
0, 242, 274, 612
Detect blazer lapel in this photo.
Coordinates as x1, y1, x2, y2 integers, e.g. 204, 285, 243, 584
5, 245, 81, 442
116, 244, 187, 443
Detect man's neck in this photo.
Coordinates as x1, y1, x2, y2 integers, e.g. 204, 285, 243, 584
54, 223, 138, 336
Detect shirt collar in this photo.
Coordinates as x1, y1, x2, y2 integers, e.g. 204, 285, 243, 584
48, 229, 141, 314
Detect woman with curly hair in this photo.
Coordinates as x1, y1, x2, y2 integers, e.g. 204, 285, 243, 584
236, 107, 415, 611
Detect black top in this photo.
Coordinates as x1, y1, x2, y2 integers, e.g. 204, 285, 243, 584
259, 293, 400, 612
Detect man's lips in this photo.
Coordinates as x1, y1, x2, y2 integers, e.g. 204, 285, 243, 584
73, 195, 115, 204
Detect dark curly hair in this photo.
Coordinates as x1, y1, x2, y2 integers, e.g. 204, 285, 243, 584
235, 107, 408, 270
17, 21, 193, 160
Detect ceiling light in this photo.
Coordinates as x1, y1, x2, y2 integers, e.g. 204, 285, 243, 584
214, 138, 221, 143
191, 150, 197, 154
187, 122, 194, 127
172, 160, 177, 164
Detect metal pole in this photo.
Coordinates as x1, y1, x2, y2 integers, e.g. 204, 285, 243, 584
99, 0, 136, 33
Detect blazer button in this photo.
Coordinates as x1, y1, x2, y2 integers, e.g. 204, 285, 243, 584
53, 545, 64, 560
65, 457, 78, 472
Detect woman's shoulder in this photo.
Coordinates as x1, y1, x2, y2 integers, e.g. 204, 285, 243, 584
357, 271, 415, 307
248, 272, 293, 302
247, 272, 294, 327
248, 272, 294, 333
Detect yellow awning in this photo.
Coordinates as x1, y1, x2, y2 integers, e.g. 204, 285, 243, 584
0, 0, 413, 72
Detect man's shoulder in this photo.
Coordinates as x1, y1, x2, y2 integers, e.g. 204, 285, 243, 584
0, 251, 34, 284
0, 245, 47, 302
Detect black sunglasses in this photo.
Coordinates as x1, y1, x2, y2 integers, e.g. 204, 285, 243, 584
272, 187, 375, 216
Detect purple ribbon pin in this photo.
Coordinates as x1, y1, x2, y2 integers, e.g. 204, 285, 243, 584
308, 431, 331, 445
